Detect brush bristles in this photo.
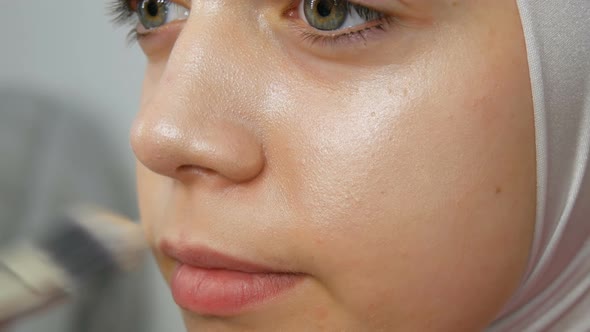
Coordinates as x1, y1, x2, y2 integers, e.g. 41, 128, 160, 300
37, 208, 146, 283
38, 219, 117, 282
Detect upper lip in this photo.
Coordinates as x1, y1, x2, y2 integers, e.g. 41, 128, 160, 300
160, 239, 283, 274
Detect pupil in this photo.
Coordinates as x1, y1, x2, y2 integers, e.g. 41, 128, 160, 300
316, 0, 333, 17
147, 0, 159, 16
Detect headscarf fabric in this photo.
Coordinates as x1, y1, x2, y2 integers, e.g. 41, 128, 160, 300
490, 1, 590, 331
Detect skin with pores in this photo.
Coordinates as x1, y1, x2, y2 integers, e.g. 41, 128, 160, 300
129, 0, 536, 330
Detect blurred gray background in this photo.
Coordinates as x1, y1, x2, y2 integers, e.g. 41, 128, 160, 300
0, 0, 185, 331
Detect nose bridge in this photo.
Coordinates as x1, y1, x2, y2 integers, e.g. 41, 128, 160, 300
165, 7, 264, 118
131, 10, 266, 184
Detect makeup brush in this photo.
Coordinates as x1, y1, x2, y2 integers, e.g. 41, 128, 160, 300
0, 207, 146, 325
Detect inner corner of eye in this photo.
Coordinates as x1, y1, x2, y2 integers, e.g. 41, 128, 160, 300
282, 3, 299, 19
125, 0, 139, 11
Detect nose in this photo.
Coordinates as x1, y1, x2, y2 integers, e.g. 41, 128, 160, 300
131, 115, 264, 183
130, 16, 265, 184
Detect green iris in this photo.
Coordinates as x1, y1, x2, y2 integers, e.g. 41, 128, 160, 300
137, 0, 169, 29
303, 0, 348, 31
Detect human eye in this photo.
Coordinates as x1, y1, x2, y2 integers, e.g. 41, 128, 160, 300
109, 0, 190, 43
285, 0, 394, 47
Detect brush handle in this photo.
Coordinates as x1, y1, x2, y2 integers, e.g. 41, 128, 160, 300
0, 245, 69, 324
0, 211, 146, 327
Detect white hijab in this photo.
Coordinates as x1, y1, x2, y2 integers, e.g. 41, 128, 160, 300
489, 1, 590, 331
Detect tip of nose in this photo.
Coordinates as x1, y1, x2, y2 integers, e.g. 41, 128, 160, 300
130, 119, 265, 185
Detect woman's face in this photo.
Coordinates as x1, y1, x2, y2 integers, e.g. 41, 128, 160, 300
130, 0, 536, 330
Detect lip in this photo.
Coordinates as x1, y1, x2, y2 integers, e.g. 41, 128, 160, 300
161, 240, 303, 316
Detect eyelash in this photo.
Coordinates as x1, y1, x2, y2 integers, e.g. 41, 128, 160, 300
108, 0, 394, 47
108, 0, 140, 43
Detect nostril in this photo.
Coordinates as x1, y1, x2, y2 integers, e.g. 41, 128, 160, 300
176, 165, 216, 176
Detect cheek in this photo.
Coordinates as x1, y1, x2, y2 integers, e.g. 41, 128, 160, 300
269, 50, 535, 328
136, 164, 182, 279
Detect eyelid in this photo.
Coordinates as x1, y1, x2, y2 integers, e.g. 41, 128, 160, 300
172, 0, 191, 10
123, 0, 191, 12
354, 0, 436, 24
340, 0, 396, 15
350, 0, 403, 14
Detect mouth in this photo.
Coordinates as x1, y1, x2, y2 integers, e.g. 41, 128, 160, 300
160, 239, 304, 317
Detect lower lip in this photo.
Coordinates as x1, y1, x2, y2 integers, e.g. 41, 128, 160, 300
170, 264, 302, 316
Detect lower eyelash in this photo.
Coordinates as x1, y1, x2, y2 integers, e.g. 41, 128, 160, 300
293, 17, 394, 48
282, 0, 395, 48
126, 29, 140, 45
